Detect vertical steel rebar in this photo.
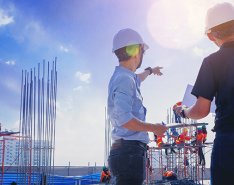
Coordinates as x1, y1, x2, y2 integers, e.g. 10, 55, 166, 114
17, 59, 57, 184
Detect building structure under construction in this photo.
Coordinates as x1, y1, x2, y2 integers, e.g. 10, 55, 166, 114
105, 108, 213, 185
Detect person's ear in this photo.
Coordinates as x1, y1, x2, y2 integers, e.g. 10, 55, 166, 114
132, 51, 139, 61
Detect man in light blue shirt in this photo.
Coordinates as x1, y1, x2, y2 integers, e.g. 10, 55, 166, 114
108, 28, 167, 185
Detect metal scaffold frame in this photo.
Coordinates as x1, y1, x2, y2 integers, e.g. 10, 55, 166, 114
145, 108, 213, 185
0, 131, 20, 185
104, 106, 213, 185
104, 107, 112, 166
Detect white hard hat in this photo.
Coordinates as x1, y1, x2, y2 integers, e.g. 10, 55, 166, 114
112, 28, 149, 52
205, 2, 234, 33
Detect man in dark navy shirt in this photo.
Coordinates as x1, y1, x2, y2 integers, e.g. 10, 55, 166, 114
175, 2, 234, 185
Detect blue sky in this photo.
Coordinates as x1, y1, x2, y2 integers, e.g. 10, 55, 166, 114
0, 0, 233, 166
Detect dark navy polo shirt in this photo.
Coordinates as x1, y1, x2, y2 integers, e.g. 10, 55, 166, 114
192, 41, 234, 132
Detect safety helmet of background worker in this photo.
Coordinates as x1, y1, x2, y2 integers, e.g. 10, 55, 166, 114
197, 127, 202, 131
182, 127, 188, 133
202, 125, 206, 129
103, 166, 108, 171
112, 28, 149, 52
197, 127, 203, 134
205, 2, 234, 33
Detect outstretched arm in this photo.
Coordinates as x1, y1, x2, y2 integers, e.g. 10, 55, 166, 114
137, 66, 163, 82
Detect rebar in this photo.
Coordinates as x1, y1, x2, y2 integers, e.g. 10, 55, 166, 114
17, 59, 57, 185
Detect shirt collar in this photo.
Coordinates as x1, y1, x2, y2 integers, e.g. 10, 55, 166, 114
115, 66, 136, 77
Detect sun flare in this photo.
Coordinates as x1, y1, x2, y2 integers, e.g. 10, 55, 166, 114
147, 0, 212, 49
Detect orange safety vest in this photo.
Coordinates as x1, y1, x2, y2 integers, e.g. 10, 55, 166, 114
196, 133, 204, 144
196, 132, 204, 142
163, 171, 173, 177
176, 133, 191, 144
156, 136, 163, 147
100, 171, 111, 182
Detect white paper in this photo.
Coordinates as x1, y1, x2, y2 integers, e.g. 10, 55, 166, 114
182, 84, 216, 113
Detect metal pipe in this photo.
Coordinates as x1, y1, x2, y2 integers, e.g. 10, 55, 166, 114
17, 60, 57, 184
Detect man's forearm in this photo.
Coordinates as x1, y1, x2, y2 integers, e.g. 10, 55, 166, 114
122, 118, 155, 132
184, 106, 208, 119
122, 118, 167, 136
184, 97, 211, 119
137, 70, 151, 82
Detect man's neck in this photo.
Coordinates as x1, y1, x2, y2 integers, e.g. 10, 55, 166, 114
220, 35, 234, 46
119, 60, 136, 72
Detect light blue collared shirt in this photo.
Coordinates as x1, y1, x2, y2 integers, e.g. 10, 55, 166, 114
107, 66, 149, 144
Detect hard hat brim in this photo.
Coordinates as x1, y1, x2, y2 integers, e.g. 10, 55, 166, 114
143, 43, 149, 51
112, 42, 149, 53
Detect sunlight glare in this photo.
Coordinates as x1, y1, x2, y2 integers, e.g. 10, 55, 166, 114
147, 0, 209, 49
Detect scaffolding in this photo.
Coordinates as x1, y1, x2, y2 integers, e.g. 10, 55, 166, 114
0, 131, 20, 185
104, 107, 112, 166
145, 108, 213, 185
104, 103, 214, 185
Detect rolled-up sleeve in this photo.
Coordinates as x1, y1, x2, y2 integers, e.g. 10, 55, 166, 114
112, 76, 137, 126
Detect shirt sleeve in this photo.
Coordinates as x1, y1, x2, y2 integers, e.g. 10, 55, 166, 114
135, 74, 142, 87
191, 59, 216, 101
112, 75, 137, 126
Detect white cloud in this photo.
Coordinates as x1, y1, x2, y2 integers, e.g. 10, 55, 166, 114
55, 90, 106, 165
0, 9, 14, 26
7, 7, 63, 52
10, 119, 20, 131
192, 46, 205, 57
73, 85, 83, 92
20, 21, 47, 43
5, 60, 16, 65
2, 77, 20, 93
75, 71, 91, 83
11, 19, 54, 50
59, 45, 69, 53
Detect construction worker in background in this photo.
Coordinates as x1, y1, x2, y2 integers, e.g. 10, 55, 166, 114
169, 127, 180, 152
176, 128, 193, 166
154, 134, 176, 155
175, 128, 192, 147
155, 134, 163, 147
163, 170, 177, 181
170, 127, 179, 138
107, 28, 167, 185
170, 127, 179, 142
202, 125, 207, 143
100, 166, 111, 184
173, 102, 182, 123
175, 2, 234, 184
191, 127, 206, 165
